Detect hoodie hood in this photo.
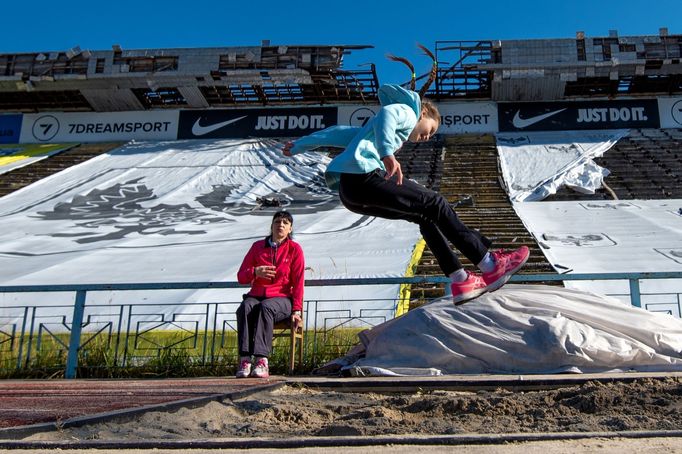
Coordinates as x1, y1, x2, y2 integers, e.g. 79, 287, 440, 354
378, 84, 421, 118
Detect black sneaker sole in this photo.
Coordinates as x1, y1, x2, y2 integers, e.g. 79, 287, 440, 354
452, 287, 489, 306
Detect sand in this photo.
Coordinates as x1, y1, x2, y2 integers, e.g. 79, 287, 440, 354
23, 377, 682, 442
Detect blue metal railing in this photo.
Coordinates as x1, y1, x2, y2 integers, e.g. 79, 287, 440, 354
1, 271, 681, 378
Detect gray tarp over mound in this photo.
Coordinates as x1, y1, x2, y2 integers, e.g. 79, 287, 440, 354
336, 285, 682, 376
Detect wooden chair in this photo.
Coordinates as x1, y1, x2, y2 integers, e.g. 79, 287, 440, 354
273, 314, 304, 374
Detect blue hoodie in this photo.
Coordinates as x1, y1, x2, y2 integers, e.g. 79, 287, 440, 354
289, 84, 422, 189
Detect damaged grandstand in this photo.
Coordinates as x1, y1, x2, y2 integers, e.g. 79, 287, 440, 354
1, 30, 682, 378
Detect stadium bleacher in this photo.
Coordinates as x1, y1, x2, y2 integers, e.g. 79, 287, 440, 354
403, 135, 557, 304
547, 128, 682, 201
0, 142, 122, 197
1, 31, 682, 382
2, 33, 681, 310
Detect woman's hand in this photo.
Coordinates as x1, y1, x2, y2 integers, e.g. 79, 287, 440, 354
291, 311, 302, 330
254, 265, 276, 280
282, 141, 294, 157
382, 155, 403, 185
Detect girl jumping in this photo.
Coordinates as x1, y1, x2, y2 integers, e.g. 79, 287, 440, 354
283, 48, 528, 304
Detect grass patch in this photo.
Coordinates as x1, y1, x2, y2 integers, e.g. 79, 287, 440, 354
0, 327, 364, 378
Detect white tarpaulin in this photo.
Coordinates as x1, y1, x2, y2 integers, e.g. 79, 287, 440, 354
513, 199, 682, 317
337, 285, 682, 376
0, 138, 421, 329
495, 130, 627, 202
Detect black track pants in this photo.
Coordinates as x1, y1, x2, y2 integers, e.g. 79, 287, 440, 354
339, 170, 491, 275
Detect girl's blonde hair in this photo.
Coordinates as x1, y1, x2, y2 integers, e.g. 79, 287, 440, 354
421, 99, 440, 127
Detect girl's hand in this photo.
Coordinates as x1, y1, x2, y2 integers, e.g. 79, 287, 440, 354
282, 141, 294, 157
382, 155, 403, 185
255, 265, 276, 280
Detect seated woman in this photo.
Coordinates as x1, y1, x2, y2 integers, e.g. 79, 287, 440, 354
235, 210, 305, 378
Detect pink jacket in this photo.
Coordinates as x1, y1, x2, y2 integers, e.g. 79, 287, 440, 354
237, 237, 305, 311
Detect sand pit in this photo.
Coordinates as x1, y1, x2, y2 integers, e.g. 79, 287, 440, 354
24, 377, 682, 441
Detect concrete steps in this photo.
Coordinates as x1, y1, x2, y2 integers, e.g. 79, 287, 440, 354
406, 135, 556, 306
0, 142, 123, 197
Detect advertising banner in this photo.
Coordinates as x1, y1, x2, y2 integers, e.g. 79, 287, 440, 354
0, 114, 22, 144
658, 97, 682, 129
438, 102, 498, 134
20, 111, 179, 143
339, 103, 499, 134
178, 107, 337, 139
337, 105, 380, 127
499, 99, 660, 132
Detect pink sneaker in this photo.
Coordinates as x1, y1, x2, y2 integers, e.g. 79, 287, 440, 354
482, 246, 530, 292
250, 357, 269, 378
235, 358, 252, 378
451, 271, 490, 305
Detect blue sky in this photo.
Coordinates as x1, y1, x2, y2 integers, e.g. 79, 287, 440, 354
2, 0, 680, 85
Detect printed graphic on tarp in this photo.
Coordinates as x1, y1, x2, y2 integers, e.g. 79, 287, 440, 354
0, 143, 73, 175
178, 107, 337, 139
499, 99, 659, 132
0, 114, 22, 144
496, 130, 627, 202
0, 138, 420, 329
658, 97, 682, 129
515, 200, 682, 318
20, 111, 178, 143
438, 102, 498, 134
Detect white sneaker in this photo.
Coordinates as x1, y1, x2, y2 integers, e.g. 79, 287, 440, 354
235, 358, 252, 378
250, 357, 269, 378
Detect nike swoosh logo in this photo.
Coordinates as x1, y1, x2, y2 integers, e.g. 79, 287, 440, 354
191, 116, 247, 136
512, 109, 566, 129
